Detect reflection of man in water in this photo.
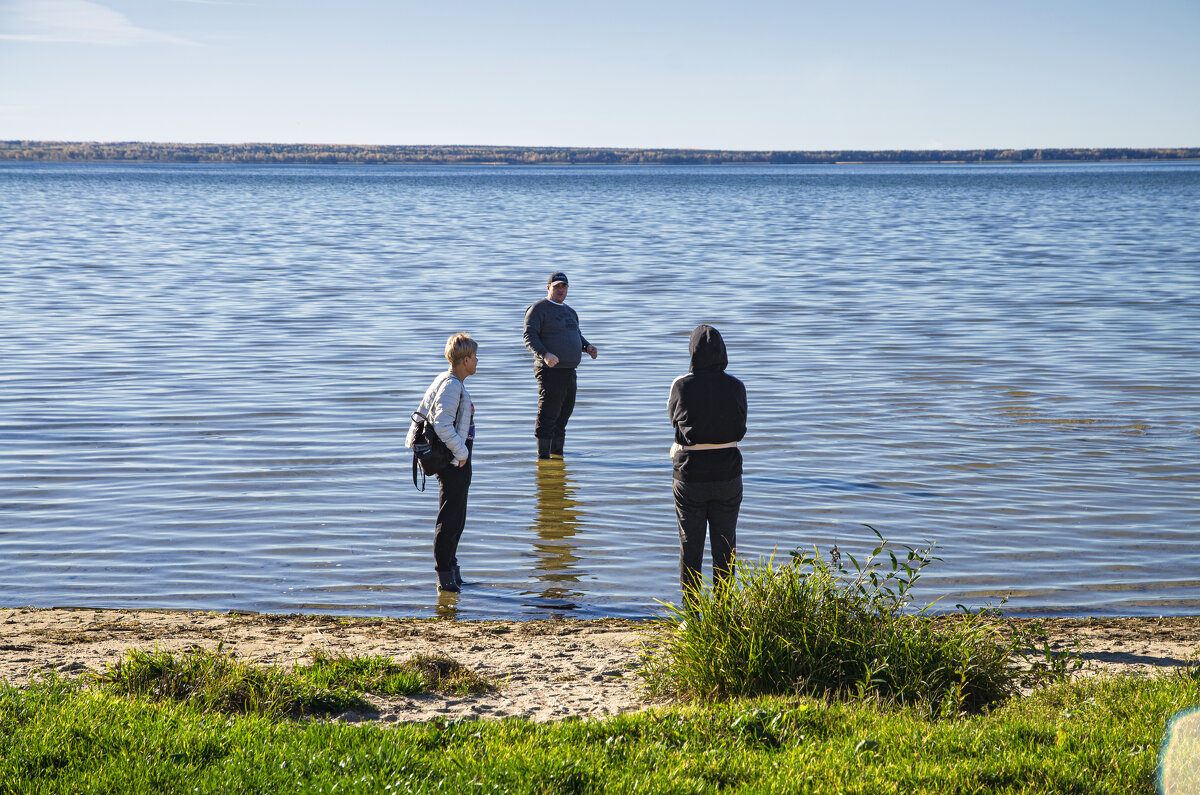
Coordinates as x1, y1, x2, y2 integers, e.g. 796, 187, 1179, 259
527, 459, 583, 603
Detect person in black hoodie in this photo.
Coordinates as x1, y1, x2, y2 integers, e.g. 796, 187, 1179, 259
669, 324, 747, 598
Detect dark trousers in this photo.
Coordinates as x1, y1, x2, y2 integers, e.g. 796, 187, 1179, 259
674, 476, 742, 597
433, 443, 472, 572
535, 366, 577, 440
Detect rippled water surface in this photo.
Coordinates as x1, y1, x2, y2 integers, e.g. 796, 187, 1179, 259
1, 162, 1197, 618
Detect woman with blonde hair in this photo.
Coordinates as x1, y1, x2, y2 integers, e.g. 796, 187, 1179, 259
407, 333, 478, 593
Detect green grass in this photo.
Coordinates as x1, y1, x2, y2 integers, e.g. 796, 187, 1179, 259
3, 669, 1198, 793
91, 645, 495, 719
0, 528, 1185, 792
302, 649, 493, 698
640, 528, 1077, 714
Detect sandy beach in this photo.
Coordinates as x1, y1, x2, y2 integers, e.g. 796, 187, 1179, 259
3, 608, 1199, 724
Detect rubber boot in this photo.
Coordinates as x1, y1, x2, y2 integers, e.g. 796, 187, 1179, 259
537, 437, 552, 460
550, 432, 565, 457
436, 569, 460, 593
452, 565, 464, 587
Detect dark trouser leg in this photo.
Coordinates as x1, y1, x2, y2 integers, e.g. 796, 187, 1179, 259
673, 477, 742, 598
434, 453, 472, 572
535, 367, 577, 445
674, 479, 709, 601
550, 369, 575, 456
707, 477, 742, 588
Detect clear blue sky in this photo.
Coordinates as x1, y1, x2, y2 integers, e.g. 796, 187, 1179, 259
1, 0, 1197, 149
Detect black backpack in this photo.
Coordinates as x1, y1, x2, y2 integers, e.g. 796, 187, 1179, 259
410, 410, 453, 491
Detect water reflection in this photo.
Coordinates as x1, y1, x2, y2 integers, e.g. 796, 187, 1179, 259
524, 459, 584, 608
435, 589, 460, 619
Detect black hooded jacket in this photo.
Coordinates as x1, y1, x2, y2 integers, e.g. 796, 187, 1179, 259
669, 325, 747, 482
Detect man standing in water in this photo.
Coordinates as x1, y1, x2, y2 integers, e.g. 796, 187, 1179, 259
523, 272, 598, 459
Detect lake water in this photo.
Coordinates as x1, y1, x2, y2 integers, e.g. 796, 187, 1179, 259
1, 161, 1197, 620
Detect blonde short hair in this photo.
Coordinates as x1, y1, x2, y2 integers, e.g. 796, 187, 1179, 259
445, 332, 478, 365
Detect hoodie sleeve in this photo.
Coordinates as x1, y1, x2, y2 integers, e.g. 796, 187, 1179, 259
668, 374, 689, 445
733, 379, 748, 441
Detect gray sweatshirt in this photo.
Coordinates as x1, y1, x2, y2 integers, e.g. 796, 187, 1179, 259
523, 299, 591, 368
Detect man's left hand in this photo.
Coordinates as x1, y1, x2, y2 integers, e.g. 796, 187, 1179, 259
586, 344, 598, 359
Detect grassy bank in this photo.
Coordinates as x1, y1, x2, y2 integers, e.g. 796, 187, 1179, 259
5, 534, 1196, 792
3, 671, 1198, 793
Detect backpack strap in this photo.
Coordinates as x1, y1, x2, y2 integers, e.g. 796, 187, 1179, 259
410, 409, 427, 492
412, 451, 426, 491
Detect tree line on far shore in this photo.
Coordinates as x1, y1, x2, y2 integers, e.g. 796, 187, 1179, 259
2, 141, 1197, 165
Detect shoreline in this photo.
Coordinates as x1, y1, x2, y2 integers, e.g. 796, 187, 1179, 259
5, 158, 1199, 168
4, 608, 1199, 723
4, 142, 1198, 167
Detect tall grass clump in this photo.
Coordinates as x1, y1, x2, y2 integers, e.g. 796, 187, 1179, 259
93, 646, 496, 720
93, 645, 365, 719
641, 527, 1073, 713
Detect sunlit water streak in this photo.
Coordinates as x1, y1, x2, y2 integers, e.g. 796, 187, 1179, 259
1, 162, 1198, 619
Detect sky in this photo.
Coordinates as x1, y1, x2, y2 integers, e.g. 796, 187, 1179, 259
0, 0, 1197, 150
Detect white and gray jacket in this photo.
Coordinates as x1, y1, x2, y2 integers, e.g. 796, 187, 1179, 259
406, 371, 474, 464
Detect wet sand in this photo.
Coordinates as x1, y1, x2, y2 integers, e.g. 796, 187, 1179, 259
3, 608, 1198, 724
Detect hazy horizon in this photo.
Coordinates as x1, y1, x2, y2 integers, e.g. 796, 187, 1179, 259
6, 141, 1198, 153
2, 0, 1196, 150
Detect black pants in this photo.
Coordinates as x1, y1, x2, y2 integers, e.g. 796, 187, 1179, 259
433, 442, 472, 572
673, 476, 742, 596
535, 366, 576, 440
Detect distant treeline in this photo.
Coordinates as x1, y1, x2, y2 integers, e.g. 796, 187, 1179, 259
2, 141, 1198, 165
